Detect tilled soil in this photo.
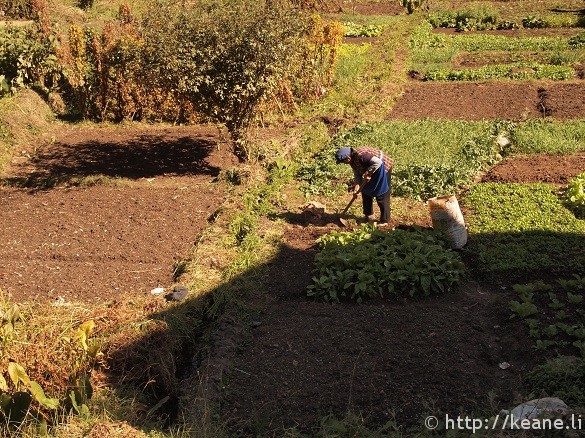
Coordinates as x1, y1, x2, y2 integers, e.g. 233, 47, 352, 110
388, 81, 585, 121
0, 125, 238, 303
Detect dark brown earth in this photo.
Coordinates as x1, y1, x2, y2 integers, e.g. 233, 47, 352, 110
1, 8, 585, 435
482, 153, 585, 184
0, 125, 238, 303
389, 81, 585, 121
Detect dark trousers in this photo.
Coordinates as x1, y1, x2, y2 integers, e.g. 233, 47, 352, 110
362, 171, 392, 223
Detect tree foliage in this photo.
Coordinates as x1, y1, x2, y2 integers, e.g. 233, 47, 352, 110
140, 0, 310, 160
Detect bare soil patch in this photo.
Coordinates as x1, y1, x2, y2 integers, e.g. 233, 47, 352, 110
389, 80, 585, 120
0, 125, 238, 303
481, 152, 585, 184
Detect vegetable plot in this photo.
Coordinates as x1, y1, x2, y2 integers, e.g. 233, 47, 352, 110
307, 225, 464, 303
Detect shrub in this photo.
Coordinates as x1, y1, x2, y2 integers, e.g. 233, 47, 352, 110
139, 0, 310, 160
307, 225, 464, 303
0, 23, 59, 93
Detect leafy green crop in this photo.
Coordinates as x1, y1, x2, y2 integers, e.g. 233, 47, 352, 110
565, 172, 585, 218
343, 22, 385, 38
463, 183, 585, 283
428, 7, 500, 32
451, 34, 571, 52
510, 276, 585, 357
307, 225, 464, 303
424, 64, 574, 81
569, 32, 585, 48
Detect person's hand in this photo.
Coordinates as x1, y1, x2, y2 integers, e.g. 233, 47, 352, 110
352, 184, 360, 197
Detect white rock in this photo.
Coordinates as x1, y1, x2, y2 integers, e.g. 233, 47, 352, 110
496, 134, 511, 148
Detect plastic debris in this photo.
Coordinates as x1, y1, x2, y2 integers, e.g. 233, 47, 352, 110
150, 287, 165, 295
500, 397, 570, 422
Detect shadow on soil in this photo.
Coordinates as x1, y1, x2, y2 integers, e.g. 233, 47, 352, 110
462, 229, 585, 286
104, 227, 585, 435
1, 134, 220, 190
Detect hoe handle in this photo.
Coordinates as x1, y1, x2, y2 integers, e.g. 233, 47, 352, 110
341, 182, 365, 216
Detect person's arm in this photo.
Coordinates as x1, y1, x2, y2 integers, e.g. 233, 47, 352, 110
364, 156, 383, 177
351, 168, 362, 195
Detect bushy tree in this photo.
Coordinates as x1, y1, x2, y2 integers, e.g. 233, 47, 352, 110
140, 0, 309, 160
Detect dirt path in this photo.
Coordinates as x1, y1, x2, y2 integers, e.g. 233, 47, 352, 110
0, 125, 238, 303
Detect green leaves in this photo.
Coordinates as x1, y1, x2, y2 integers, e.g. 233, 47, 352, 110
7, 362, 30, 388
74, 320, 96, 351
510, 276, 585, 357
0, 24, 60, 93
424, 64, 574, 81
463, 183, 585, 282
141, 0, 308, 159
29, 381, 59, 410
307, 225, 463, 303
565, 171, 585, 218
343, 22, 385, 38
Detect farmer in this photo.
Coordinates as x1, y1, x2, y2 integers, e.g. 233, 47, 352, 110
335, 146, 394, 225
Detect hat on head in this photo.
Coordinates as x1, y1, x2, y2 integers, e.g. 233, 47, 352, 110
335, 147, 352, 163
